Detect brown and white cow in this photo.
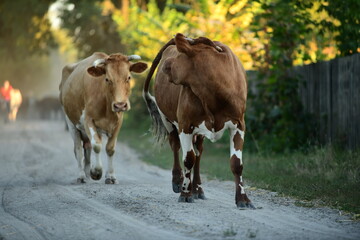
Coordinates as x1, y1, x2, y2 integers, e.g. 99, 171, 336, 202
143, 33, 254, 209
60, 52, 147, 184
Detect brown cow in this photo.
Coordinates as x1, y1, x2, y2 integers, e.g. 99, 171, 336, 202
60, 52, 147, 184
143, 33, 254, 209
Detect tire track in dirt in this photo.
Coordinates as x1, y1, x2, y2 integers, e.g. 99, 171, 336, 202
0, 125, 47, 240
1, 184, 48, 240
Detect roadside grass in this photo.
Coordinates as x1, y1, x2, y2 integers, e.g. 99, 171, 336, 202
119, 116, 360, 215
245, 147, 360, 215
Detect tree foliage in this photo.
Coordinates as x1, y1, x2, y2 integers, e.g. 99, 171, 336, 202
0, 0, 55, 58
320, 0, 360, 56
244, 0, 317, 152
58, 0, 125, 58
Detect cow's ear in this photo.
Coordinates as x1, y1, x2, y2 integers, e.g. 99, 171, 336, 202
87, 66, 106, 77
130, 62, 148, 73
175, 33, 194, 57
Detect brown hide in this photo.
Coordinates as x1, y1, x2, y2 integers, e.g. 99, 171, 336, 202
60, 52, 147, 134
154, 34, 247, 133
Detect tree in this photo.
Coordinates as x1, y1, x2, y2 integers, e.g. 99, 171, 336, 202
320, 0, 360, 56
58, 0, 125, 58
246, 0, 316, 152
0, 0, 55, 59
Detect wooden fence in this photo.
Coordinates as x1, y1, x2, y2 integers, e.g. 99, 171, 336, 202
293, 53, 360, 149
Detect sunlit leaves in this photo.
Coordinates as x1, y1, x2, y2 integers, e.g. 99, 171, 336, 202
112, 0, 189, 60
320, 0, 360, 56
58, 0, 124, 58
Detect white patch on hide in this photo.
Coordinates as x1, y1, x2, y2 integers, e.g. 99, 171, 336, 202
179, 132, 194, 161
194, 120, 237, 143
182, 169, 191, 193
239, 183, 245, 194
230, 127, 244, 165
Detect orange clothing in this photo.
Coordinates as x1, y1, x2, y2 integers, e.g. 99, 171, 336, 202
0, 85, 13, 101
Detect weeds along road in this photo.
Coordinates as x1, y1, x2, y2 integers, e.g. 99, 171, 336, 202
0, 120, 359, 240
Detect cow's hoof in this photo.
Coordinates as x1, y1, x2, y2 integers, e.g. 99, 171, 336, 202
237, 201, 256, 210
105, 178, 117, 184
90, 168, 102, 180
178, 195, 194, 203
192, 187, 206, 200
172, 182, 182, 193
197, 192, 206, 200
77, 178, 86, 184
246, 202, 256, 209
193, 192, 206, 200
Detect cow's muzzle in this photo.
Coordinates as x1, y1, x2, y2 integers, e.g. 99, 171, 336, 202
112, 102, 129, 112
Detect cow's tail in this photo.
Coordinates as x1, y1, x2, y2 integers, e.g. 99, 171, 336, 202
143, 38, 175, 143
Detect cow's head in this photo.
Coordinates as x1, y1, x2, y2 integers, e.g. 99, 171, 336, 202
87, 54, 147, 112
161, 33, 226, 89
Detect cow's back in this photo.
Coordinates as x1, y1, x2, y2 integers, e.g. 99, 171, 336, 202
60, 52, 108, 124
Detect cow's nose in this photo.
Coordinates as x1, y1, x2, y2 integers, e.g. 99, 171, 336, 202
113, 102, 128, 112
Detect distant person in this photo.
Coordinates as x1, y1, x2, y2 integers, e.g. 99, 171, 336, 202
0, 80, 13, 122
0, 80, 22, 122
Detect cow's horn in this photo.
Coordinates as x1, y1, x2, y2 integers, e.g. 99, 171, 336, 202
174, 34, 194, 43
93, 59, 106, 67
128, 55, 141, 61
215, 46, 223, 52
185, 36, 195, 44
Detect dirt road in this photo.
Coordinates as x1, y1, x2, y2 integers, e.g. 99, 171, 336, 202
0, 121, 359, 240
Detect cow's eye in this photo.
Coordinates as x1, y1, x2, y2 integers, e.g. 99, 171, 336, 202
127, 76, 131, 82
105, 78, 112, 84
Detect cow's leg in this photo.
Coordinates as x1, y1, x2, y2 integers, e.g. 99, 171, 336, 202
169, 129, 183, 193
104, 133, 119, 184
192, 135, 205, 199
80, 132, 91, 178
85, 119, 103, 181
104, 120, 122, 184
229, 124, 255, 209
178, 130, 195, 203
65, 116, 86, 183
